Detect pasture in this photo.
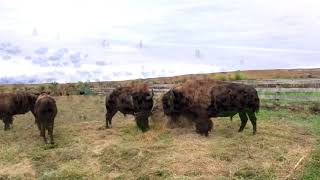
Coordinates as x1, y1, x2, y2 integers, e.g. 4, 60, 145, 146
0, 95, 319, 179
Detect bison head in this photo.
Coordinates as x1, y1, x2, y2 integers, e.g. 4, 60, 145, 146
162, 90, 176, 115
12, 92, 39, 114
130, 89, 154, 112
128, 89, 154, 132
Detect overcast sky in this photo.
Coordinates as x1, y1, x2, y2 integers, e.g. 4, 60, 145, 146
1, 0, 320, 83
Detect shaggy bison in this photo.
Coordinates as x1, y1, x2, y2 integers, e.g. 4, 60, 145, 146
0, 92, 38, 130
34, 93, 57, 144
105, 84, 154, 132
162, 79, 260, 136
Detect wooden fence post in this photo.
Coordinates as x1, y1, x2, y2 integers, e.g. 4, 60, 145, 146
275, 84, 280, 105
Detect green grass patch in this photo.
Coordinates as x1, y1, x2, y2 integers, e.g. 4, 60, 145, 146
234, 167, 276, 180
258, 91, 320, 97
99, 144, 152, 174
155, 130, 173, 144
301, 144, 320, 180
120, 125, 143, 141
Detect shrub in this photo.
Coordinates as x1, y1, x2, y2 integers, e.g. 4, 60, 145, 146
217, 75, 227, 81
234, 70, 246, 81
37, 85, 46, 92
309, 102, 320, 114
48, 82, 59, 95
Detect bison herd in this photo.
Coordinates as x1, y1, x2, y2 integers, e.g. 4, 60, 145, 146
0, 79, 260, 144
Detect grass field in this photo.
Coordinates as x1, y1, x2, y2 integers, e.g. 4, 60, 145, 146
0, 95, 319, 179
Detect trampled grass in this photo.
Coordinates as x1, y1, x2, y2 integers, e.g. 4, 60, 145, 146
0, 95, 319, 179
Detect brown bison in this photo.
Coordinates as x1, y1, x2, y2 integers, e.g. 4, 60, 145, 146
162, 79, 260, 136
34, 93, 57, 144
0, 92, 38, 130
105, 84, 154, 132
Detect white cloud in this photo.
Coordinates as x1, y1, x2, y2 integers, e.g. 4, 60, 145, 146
1, 0, 320, 83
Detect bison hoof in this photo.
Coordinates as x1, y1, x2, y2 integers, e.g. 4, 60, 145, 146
4, 125, 11, 131
141, 128, 149, 133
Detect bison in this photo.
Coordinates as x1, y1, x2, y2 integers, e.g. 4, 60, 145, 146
162, 79, 260, 136
105, 84, 154, 132
34, 93, 57, 144
0, 92, 38, 130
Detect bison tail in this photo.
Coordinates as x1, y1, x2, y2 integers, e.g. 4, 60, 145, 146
253, 96, 260, 113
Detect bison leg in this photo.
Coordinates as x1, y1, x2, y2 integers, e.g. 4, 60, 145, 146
47, 122, 54, 144
135, 116, 149, 132
167, 115, 180, 128
35, 118, 41, 132
238, 112, 248, 132
247, 111, 257, 135
3, 116, 13, 131
40, 123, 47, 143
4, 121, 10, 131
105, 110, 117, 128
195, 119, 212, 137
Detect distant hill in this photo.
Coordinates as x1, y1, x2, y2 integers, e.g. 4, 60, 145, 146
1, 68, 320, 94
92, 68, 320, 85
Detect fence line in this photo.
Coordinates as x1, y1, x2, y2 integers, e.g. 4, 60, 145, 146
89, 80, 320, 102
256, 88, 320, 93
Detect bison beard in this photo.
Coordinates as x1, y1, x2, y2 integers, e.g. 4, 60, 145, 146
105, 85, 153, 132
0, 93, 38, 130
34, 94, 57, 144
162, 79, 260, 136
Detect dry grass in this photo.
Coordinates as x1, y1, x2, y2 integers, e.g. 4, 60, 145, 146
0, 95, 317, 179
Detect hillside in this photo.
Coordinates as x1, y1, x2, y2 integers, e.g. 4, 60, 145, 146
1, 68, 320, 95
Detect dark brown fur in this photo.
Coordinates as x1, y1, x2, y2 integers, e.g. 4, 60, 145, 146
105, 84, 153, 132
0, 93, 38, 130
162, 79, 260, 136
34, 94, 57, 144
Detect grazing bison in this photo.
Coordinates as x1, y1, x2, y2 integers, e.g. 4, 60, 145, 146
0, 92, 38, 130
162, 79, 260, 136
34, 93, 57, 144
105, 84, 154, 132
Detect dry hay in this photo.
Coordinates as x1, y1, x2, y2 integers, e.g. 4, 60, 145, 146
0, 159, 36, 179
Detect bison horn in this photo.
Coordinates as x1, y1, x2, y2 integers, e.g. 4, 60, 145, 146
168, 90, 175, 111
146, 89, 154, 100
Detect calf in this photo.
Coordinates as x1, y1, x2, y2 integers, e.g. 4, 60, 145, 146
34, 93, 57, 144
